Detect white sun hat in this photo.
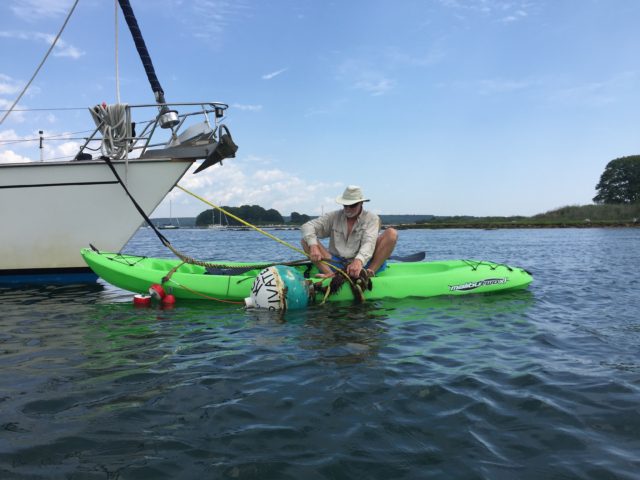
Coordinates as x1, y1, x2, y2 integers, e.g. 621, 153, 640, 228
335, 185, 370, 205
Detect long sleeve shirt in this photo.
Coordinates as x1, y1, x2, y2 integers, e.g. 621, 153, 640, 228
301, 209, 381, 265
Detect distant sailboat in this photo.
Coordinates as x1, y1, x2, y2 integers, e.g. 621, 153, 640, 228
208, 206, 228, 230
158, 198, 179, 229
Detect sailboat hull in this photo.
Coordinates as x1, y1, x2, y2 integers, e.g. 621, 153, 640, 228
0, 158, 192, 284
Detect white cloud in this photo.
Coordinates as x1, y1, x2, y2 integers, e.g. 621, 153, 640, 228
0, 129, 37, 152
446, 76, 534, 96
169, 155, 341, 217
0, 128, 81, 162
261, 68, 288, 80
385, 44, 446, 68
549, 80, 616, 108
232, 103, 263, 112
0, 31, 84, 59
10, 0, 74, 20
0, 149, 32, 163
50, 38, 83, 59
338, 60, 395, 96
54, 140, 81, 158
476, 78, 532, 95
501, 9, 528, 23
448, 71, 639, 105
437, 0, 534, 23
177, 0, 252, 43
0, 128, 25, 142
354, 76, 395, 96
0, 74, 22, 96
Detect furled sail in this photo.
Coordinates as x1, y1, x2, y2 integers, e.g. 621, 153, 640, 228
117, 0, 165, 105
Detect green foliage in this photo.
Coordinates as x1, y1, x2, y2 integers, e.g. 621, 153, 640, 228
405, 204, 640, 228
534, 203, 640, 222
416, 215, 528, 225
381, 215, 434, 224
195, 209, 226, 226
195, 205, 284, 226
593, 155, 640, 204
290, 211, 311, 224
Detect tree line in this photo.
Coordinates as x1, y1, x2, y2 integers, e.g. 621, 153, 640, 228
192, 157, 639, 228
195, 205, 311, 226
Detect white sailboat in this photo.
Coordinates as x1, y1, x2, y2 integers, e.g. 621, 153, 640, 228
0, 1, 237, 284
207, 205, 229, 230
158, 197, 180, 230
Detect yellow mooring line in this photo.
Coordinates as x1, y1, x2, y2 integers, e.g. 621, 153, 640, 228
177, 184, 310, 257
175, 184, 348, 279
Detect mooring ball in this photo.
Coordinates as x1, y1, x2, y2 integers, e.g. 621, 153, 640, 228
162, 294, 176, 305
148, 284, 166, 300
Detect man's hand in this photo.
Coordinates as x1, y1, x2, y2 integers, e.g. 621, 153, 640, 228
309, 244, 322, 263
346, 258, 363, 278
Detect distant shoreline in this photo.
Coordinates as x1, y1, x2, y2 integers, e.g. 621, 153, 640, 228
390, 222, 640, 230
154, 204, 640, 229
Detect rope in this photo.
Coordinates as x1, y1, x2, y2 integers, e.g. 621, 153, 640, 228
0, 0, 80, 126
90, 104, 131, 159
461, 259, 513, 272
115, 0, 121, 104
176, 185, 309, 257
175, 185, 347, 275
175, 185, 358, 295
103, 251, 148, 267
162, 241, 310, 273
164, 278, 244, 305
97, 161, 360, 303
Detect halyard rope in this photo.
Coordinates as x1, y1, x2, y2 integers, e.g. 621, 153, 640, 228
174, 185, 357, 292
176, 185, 313, 258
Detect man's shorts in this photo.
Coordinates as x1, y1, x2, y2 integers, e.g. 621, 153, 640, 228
327, 255, 388, 274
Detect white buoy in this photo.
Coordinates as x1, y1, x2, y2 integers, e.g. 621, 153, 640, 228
244, 266, 310, 311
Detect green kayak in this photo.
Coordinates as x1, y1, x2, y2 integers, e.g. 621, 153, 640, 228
81, 248, 532, 304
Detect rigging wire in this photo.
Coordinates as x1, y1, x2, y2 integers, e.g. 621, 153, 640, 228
0, 132, 95, 142
0, 0, 80, 127
115, 0, 121, 104
0, 129, 98, 148
0, 107, 88, 112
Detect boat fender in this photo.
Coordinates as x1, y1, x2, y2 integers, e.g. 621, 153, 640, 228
133, 294, 152, 307
149, 283, 166, 300
162, 294, 176, 306
244, 265, 310, 310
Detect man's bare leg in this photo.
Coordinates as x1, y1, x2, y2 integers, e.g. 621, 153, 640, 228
366, 228, 398, 275
301, 239, 335, 277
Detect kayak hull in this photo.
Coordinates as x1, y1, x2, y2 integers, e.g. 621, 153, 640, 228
80, 248, 533, 303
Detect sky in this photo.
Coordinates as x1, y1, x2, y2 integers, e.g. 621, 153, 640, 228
1, 0, 640, 218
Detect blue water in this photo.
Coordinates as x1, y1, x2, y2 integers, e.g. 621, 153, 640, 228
1, 228, 639, 479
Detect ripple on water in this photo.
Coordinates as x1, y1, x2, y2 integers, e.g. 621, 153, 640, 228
2, 228, 640, 478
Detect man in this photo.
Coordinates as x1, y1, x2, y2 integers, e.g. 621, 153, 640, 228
301, 185, 398, 278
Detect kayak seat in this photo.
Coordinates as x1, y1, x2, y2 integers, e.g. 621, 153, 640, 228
205, 266, 256, 276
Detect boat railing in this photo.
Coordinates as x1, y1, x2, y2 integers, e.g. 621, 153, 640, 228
75, 101, 236, 169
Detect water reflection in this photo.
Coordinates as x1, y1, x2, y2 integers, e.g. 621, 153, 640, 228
3, 227, 639, 478
82, 289, 538, 373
